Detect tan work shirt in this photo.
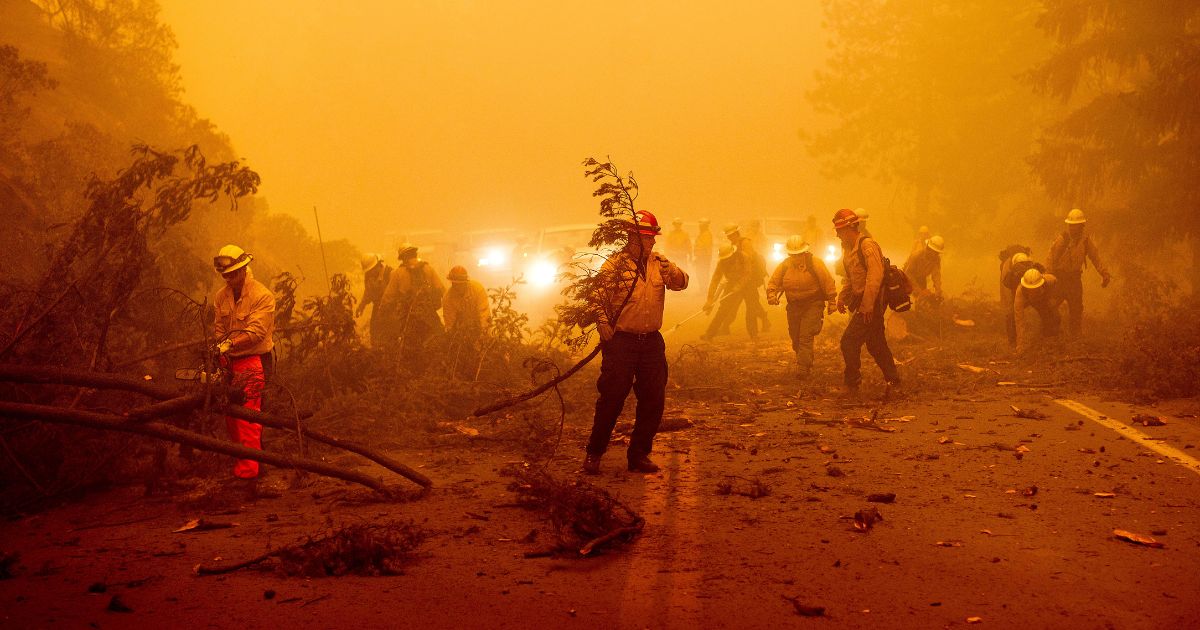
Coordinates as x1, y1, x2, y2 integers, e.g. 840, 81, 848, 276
1014, 273, 1061, 352
767, 255, 837, 305
903, 246, 942, 295
598, 249, 689, 334
664, 228, 692, 262
1048, 232, 1108, 277
214, 271, 275, 357
693, 229, 714, 262
443, 280, 491, 332
838, 236, 885, 313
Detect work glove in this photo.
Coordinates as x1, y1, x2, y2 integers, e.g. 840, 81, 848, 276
860, 310, 874, 324
215, 339, 233, 355
1101, 272, 1111, 288
767, 297, 779, 306
826, 303, 837, 315
597, 323, 615, 343
355, 304, 365, 317
836, 300, 847, 314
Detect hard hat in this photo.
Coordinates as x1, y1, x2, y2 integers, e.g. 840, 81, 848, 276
397, 243, 418, 259
926, 235, 945, 253
672, 217, 684, 226
447, 265, 469, 283
854, 208, 869, 221
1065, 208, 1086, 224
628, 210, 661, 235
722, 223, 740, 237
213, 244, 252, 274
785, 235, 810, 255
918, 225, 930, 236
718, 243, 736, 260
1020, 268, 1045, 289
832, 208, 860, 229
360, 253, 381, 273
1011, 252, 1030, 265
699, 218, 711, 226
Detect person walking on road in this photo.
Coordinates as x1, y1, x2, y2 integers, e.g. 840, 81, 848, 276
693, 218, 714, 293
700, 244, 748, 341
378, 243, 445, 355
664, 217, 692, 270
211, 244, 276, 488
583, 210, 689, 475
832, 209, 900, 394
1047, 208, 1111, 337
766, 236, 837, 378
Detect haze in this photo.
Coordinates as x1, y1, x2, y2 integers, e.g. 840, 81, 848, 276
160, 1, 830, 253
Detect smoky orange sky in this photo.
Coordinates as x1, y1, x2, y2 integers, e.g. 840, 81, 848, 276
160, 0, 837, 253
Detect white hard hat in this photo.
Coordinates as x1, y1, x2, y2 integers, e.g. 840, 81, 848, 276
854, 208, 869, 221
785, 235, 810, 255
926, 235, 945, 254
397, 242, 418, 259
360, 253, 381, 273
672, 217, 684, 226
1065, 208, 1086, 224
718, 243, 736, 260
213, 244, 252, 274
1011, 252, 1030, 265
1021, 268, 1045, 289
722, 223, 740, 237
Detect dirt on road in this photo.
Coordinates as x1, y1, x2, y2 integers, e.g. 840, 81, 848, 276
2, 325, 1200, 629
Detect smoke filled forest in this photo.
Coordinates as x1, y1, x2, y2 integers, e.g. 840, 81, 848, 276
1, 0, 1199, 627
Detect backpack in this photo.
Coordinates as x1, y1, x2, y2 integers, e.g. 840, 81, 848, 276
851, 237, 913, 313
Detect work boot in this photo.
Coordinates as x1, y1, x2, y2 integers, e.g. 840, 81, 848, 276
627, 456, 660, 473
582, 454, 602, 475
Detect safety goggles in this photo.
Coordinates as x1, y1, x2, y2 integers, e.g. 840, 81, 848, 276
213, 252, 250, 273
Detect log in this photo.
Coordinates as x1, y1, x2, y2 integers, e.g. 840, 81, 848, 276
472, 345, 601, 417
0, 364, 431, 488
0, 401, 393, 494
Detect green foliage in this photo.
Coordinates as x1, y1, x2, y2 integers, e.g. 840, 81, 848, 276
553, 159, 642, 350
1111, 262, 1199, 398
1028, 0, 1200, 274
807, 0, 1057, 241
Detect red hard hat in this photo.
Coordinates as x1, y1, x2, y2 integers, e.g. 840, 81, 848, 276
631, 210, 661, 235
832, 208, 860, 230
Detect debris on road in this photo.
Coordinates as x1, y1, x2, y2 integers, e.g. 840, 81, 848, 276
1094, 492, 1116, 498
1011, 405, 1048, 419
782, 595, 825, 617
173, 518, 237, 533
935, 540, 963, 547
1133, 414, 1166, 427
853, 507, 883, 532
716, 477, 772, 499
866, 493, 896, 504
1113, 529, 1164, 548
958, 363, 988, 374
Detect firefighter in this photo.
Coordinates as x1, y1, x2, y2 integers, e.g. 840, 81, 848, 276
700, 244, 748, 341
693, 218, 714, 293
1013, 268, 1064, 355
911, 225, 932, 258
1002, 252, 1045, 346
723, 223, 769, 335
583, 210, 689, 475
664, 217, 692, 270
356, 253, 394, 347
1047, 208, 1112, 337
833, 208, 900, 394
378, 243, 445, 354
766, 236, 837, 378
442, 265, 490, 335
211, 244, 275, 486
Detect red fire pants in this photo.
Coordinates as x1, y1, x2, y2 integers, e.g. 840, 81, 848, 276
224, 354, 265, 479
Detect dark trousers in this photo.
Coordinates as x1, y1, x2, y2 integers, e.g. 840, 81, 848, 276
704, 289, 759, 338
1058, 272, 1084, 335
586, 331, 668, 461
786, 300, 824, 371
840, 303, 900, 387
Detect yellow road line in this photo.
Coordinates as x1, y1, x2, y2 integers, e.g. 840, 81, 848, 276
1054, 398, 1200, 476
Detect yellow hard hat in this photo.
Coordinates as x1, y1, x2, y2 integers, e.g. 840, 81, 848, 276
927, 235, 945, 254
1065, 208, 1086, 224
1011, 252, 1030, 265
1021, 268, 1045, 289
785, 235, 810, 255
213, 244, 252, 274
361, 253, 381, 273
718, 244, 736, 260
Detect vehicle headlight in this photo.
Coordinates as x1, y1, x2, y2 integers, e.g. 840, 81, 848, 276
771, 243, 787, 263
527, 259, 558, 287
478, 246, 508, 268
823, 244, 840, 265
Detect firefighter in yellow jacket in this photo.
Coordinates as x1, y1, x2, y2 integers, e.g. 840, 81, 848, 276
378, 243, 445, 352
766, 236, 837, 378
211, 245, 275, 483
1047, 208, 1111, 337
442, 265, 490, 335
